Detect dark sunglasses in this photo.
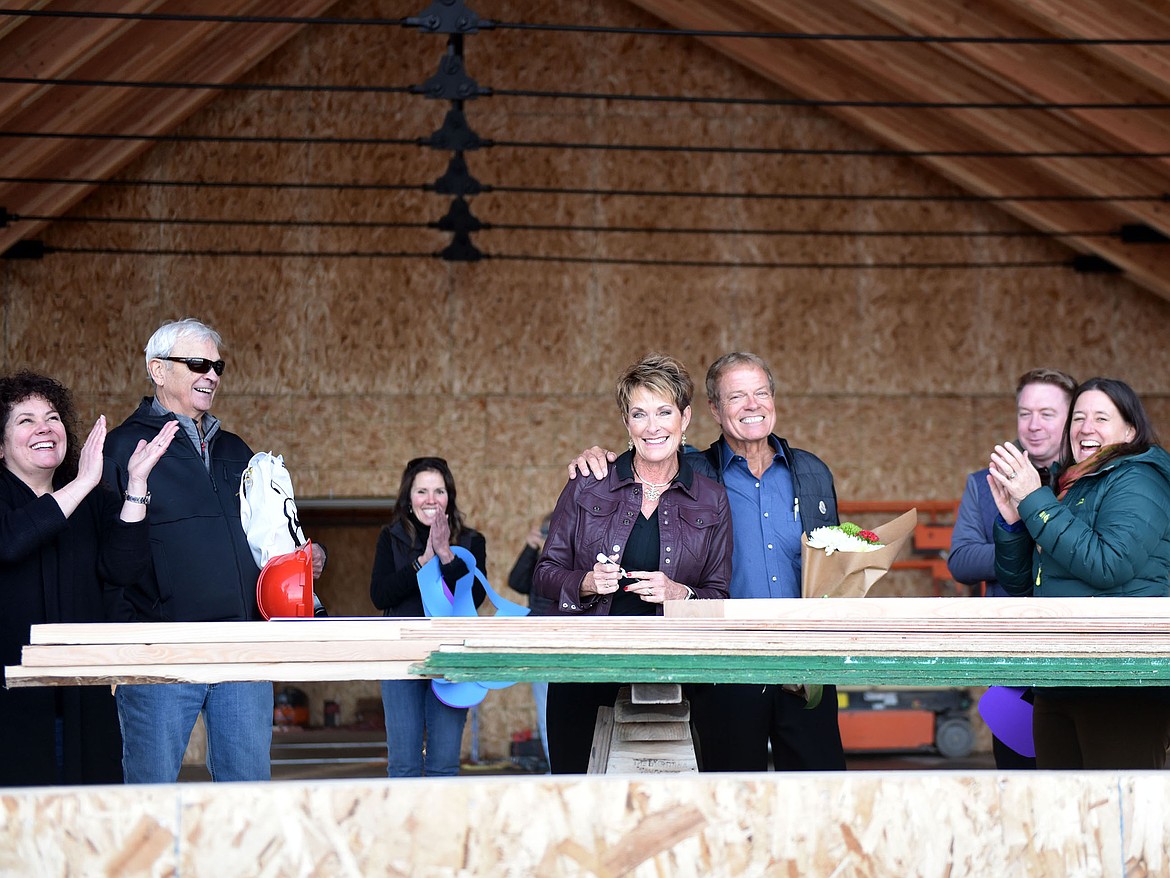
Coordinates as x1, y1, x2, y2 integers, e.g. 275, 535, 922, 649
160, 356, 226, 376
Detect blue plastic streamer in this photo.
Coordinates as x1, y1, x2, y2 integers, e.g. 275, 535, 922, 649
417, 545, 529, 708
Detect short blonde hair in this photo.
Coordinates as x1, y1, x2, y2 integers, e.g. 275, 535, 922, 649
1015, 367, 1076, 403
615, 353, 694, 417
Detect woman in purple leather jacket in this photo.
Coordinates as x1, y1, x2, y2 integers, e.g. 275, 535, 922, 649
534, 353, 732, 773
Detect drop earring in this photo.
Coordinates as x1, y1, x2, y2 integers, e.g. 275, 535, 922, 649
681, 432, 687, 447
627, 437, 633, 451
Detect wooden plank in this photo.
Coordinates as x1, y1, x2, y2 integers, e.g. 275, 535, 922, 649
663, 596, 1170, 624
1017, 0, 1170, 92
26, 599, 1170, 650
20, 639, 431, 667
605, 738, 698, 775
27, 619, 430, 645
4, 660, 421, 686
614, 700, 691, 724
614, 722, 691, 743
415, 652, 1170, 687
629, 683, 682, 704
586, 706, 615, 774
450, 633, 1170, 656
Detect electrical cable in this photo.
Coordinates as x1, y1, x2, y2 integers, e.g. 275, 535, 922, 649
5, 75, 1168, 110
41, 245, 429, 259
0, 9, 407, 27
4, 129, 1167, 159
488, 86, 1170, 111
2, 175, 1161, 203
485, 224, 1112, 239
492, 141, 1170, 159
28, 243, 1074, 269
12, 213, 429, 231
492, 20, 1170, 46
0, 175, 421, 193
487, 184, 1163, 203
8, 212, 1115, 239
0, 75, 411, 96
0, 131, 418, 148
2, 8, 1167, 45
490, 253, 1071, 270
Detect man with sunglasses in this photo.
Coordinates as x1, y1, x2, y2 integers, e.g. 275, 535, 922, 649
102, 317, 324, 783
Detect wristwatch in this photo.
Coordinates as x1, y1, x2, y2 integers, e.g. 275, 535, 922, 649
124, 491, 151, 506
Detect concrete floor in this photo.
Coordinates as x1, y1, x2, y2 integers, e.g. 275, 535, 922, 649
178, 728, 996, 782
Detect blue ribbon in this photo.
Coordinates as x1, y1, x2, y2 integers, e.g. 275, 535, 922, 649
417, 544, 529, 708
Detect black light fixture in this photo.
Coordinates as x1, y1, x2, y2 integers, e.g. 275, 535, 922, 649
1071, 254, 1121, 273
1118, 223, 1170, 244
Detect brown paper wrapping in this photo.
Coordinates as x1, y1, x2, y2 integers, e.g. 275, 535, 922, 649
800, 509, 918, 598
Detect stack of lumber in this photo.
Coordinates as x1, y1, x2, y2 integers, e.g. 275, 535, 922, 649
588, 684, 700, 774
422, 597, 1170, 687
7, 597, 1170, 689
6, 618, 437, 686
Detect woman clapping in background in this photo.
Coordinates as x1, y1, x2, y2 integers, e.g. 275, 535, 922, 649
0, 371, 176, 786
991, 377, 1170, 769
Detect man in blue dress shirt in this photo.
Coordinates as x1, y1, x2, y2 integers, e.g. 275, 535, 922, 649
571, 351, 845, 771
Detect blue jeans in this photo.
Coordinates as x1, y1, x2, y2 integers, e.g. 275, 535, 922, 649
116, 682, 273, 783
532, 681, 550, 766
380, 680, 467, 777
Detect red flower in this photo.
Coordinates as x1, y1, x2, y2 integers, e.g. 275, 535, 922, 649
858, 530, 880, 544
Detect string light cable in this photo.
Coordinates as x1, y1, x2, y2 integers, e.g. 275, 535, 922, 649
3, 6, 1170, 45
3, 2, 1165, 274
3, 128, 1169, 160
4, 73, 1170, 110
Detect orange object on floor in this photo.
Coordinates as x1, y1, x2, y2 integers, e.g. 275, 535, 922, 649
837, 709, 936, 752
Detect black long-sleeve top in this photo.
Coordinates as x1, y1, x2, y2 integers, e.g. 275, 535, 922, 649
370, 516, 487, 617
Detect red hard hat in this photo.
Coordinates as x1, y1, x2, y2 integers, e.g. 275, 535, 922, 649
256, 541, 314, 620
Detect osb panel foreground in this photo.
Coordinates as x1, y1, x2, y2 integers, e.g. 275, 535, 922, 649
0, 772, 1160, 877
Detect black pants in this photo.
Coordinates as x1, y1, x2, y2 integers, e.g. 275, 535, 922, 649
546, 682, 627, 775
992, 735, 1036, 770
1032, 691, 1170, 769
689, 683, 846, 771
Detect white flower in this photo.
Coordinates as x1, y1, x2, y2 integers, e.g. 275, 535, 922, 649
806, 526, 883, 555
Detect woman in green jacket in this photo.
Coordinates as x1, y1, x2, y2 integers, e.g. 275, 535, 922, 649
989, 377, 1170, 768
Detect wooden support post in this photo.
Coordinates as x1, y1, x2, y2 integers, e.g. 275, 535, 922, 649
590, 686, 698, 774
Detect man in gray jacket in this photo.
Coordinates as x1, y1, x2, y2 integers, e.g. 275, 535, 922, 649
947, 366, 1075, 770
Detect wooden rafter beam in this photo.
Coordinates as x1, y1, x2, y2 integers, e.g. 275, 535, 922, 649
0, 0, 339, 255
627, 0, 1170, 304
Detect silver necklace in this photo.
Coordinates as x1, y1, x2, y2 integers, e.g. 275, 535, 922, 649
633, 460, 676, 502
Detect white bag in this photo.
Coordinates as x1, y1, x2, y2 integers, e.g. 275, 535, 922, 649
240, 452, 307, 568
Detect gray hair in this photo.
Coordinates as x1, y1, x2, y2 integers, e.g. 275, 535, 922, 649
705, 351, 775, 404
143, 318, 223, 385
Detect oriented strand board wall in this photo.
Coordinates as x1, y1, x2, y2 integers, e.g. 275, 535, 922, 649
3, 0, 1169, 759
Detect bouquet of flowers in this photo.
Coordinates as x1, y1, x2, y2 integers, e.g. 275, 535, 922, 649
800, 509, 917, 598
806, 521, 883, 555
